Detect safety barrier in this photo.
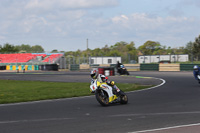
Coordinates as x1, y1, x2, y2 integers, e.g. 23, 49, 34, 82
0, 66, 6, 70
4, 64, 195, 72
73, 63, 200, 72
80, 64, 90, 70
70, 64, 80, 71
124, 64, 140, 71
6, 65, 39, 71
140, 64, 159, 71
159, 64, 180, 71
180, 64, 200, 71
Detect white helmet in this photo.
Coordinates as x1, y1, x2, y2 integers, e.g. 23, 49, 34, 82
100, 74, 106, 82
194, 65, 198, 71
90, 70, 98, 79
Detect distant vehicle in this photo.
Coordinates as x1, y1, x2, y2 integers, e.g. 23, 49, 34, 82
116, 61, 129, 75
129, 60, 137, 64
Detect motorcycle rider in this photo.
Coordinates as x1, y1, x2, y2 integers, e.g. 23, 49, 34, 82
90, 70, 121, 95
193, 65, 200, 83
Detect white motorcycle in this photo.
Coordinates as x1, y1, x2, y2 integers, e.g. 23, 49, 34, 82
90, 79, 128, 106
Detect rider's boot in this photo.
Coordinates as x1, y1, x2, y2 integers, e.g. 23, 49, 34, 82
113, 85, 121, 96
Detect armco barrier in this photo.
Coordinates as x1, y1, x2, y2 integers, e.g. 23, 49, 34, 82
124, 64, 140, 71
159, 64, 180, 71
10, 65, 13, 70
70, 64, 79, 71
80, 64, 90, 70
6, 65, 10, 70
5, 65, 39, 71
140, 64, 159, 71
90, 64, 99, 70
110, 64, 117, 68
39, 64, 58, 71
99, 64, 110, 67
0, 66, 6, 70
180, 64, 200, 71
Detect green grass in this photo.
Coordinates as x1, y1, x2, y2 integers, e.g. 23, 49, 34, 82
0, 79, 153, 104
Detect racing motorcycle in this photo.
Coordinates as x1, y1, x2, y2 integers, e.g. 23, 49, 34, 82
197, 75, 200, 84
90, 79, 128, 106
117, 65, 129, 75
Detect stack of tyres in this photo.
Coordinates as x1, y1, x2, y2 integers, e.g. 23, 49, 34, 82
98, 67, 104, 75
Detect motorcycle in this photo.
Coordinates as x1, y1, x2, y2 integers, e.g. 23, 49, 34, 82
117, 65, 129, 75
197, 75, 200, 84
90, 79, 128, 106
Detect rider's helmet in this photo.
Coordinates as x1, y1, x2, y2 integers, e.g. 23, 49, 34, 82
90, 70, 98, 79
100, 75, 106, 82
194, 65, 199, 72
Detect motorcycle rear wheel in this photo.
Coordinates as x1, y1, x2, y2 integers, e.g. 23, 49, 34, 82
95, 90, 109, 106
120, 91, 128, 104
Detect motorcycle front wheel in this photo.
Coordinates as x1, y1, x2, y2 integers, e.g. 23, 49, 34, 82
95, 89, 109, 106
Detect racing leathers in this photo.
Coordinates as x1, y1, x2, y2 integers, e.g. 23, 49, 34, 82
92, 74, 121, 95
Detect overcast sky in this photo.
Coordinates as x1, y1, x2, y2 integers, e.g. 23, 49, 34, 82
0, 0, 200, 52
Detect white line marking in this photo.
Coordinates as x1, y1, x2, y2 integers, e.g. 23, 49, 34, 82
127, 77, 166, 93
0, 117, 74, 124
129, 123, 200, 133
110, 111, 200, 117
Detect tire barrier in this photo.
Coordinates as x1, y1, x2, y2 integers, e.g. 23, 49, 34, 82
98, 67, 115, 76
98, 67, 104, 75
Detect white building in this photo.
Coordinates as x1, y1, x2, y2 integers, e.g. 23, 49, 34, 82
89, 57, 121, 64
138, 54, 189, 64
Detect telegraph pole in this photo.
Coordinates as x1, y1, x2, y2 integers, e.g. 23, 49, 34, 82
86, 38, 88, 50
87, 38, 89, 64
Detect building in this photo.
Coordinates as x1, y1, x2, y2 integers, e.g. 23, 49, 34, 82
89, 56, 121, 65
138, 54, 189, 64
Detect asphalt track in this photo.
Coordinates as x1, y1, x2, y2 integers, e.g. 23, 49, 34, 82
0, 71, 200, 133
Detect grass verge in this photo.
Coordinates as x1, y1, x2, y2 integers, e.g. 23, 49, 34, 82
0, 79, 153, 104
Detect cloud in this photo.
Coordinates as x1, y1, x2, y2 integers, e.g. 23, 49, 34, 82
0, 0, 199, 51
109, 13, 200, 47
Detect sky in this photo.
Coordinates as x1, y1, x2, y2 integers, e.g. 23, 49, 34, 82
0, 0, 200, 52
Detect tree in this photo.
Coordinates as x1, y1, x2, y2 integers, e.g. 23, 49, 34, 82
51, 49, 59, 53
31, 45, 44, 53
15, 44, 32, 53
0, 43, 19, 53
184, 41, 194, 61
138, 41, 161, 55
193, 35, 200, 60
112, 41, 128, 52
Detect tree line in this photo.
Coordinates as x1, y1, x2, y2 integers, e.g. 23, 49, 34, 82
1, 34, 200, 63
0, 43, 44, 53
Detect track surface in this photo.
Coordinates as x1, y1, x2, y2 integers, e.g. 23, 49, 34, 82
0, 71, 200, 133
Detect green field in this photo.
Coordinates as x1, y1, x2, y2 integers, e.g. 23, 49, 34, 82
0, 79, 153, 104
